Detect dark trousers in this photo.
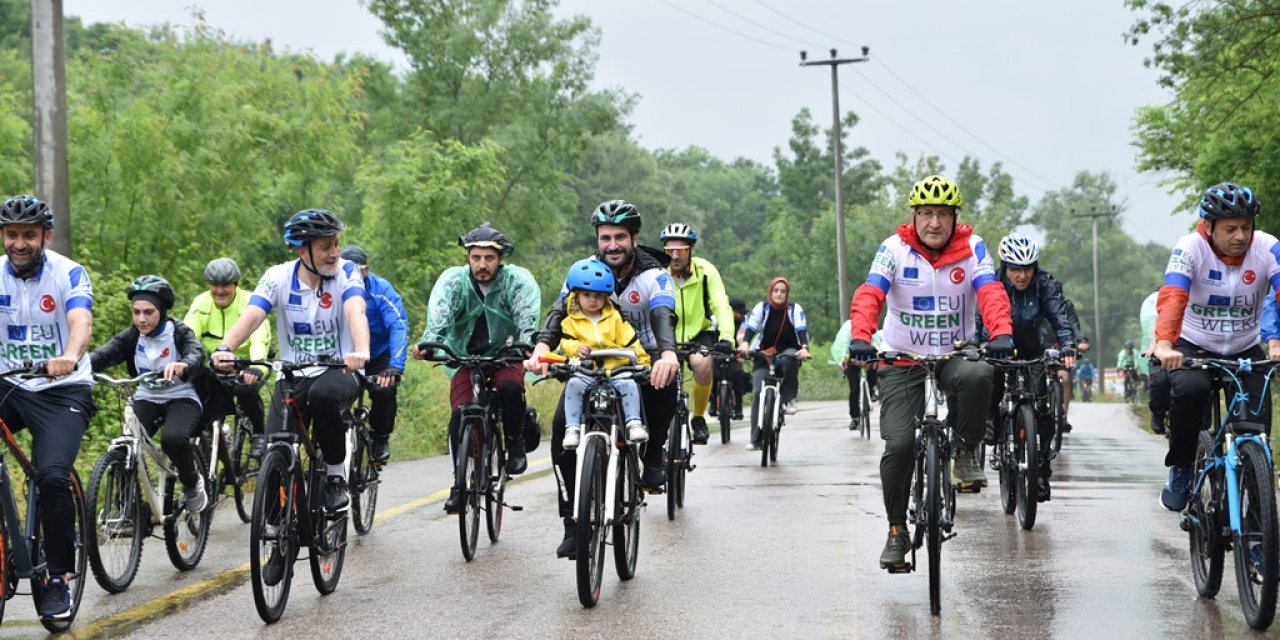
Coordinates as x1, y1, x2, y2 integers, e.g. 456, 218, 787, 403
0, 383, 93, 575
201, 374, 266, 434
711, 359, 749, 413
1166, 340, 1270, 468
266, 369, 359, 466
749, 349, 800, 440
845, 364, 878, 417
1148, 366, 1171, 416
551, 380, 676, 519
447, 364, 526, 468
988, 363, 1054, 472
365, 353, 400, 438
133, 398, 203, 487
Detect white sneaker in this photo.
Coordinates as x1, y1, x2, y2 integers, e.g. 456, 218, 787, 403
563, 426, 582, 450
783, 402, 798, 415
626, 420, 648, 443
745, 442, 759, 451
183, 477, 208, 513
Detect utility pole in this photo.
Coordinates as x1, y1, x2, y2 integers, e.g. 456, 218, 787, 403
30, 0, 71, 256
800, 47, 869, 318
1073, 205, 1117, 394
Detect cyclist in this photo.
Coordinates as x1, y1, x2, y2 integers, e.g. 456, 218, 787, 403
211, 209, 369, 514
91, 276, 209, 512
737, 277, 811, 448
556, 258, 649, 448
710, 299, 750, 420
415, 222, 541, 513
524, 200, 680, 559
1117, 340, 1140, 398
184, 257, 271, 456
1152, 182, 1280, 511
1054, 297, 1090, 431
978, 232, 1082, 502
0, 195, 94, 618
1139, 288, 1169, 434
832, 318, 880, 429
659, 222, 735, 445
1074, 356, 1095, 401
340, 245, 409, 462
845, 175, 1013, 571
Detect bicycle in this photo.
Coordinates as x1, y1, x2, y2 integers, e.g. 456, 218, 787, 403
214, 372, 261, 524
1123, 366, 1140, 404
852, 362, 875, 439
873, 347, 976, 617
346, 376, 382, 536
419, 341, 529, 562
988, 354, 1056, 531
0, 363, 90, 632
1181, 357, 1280, 631
747, 351, 801, 467
539, 349, 648, 608
712, 347, 742, 444
1044, 349, 1068, 454
88, 372, 219, 593
662, 343, 706, 520
230, 358, 352, 624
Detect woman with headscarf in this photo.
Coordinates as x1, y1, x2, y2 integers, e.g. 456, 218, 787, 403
736, 277, 811, 450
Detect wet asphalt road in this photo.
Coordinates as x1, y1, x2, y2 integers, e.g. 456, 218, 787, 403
0, 399, 1274, 638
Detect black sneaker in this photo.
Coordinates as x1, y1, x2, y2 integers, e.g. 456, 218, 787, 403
38, 576, 72, 619
1151, 413, 1166, 435
879, 525, 911, 570
443, 486, 462, 514
641, 464, 666, 491
262, 542, 288, 586
556, 518, 576, 559
983, 418, 999, 446
249, 434, 265, 460
324, 475, 349, 512
708, 404, 718, 418
506, 439, 528, 476
1036, 476, 1051, 502
733, 407, 744, 421
370, 436, 391, 462
1061, 421, 1074, 434
691, 416, 710, 445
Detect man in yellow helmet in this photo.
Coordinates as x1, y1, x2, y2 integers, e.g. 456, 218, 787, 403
846, 175, 1014, 572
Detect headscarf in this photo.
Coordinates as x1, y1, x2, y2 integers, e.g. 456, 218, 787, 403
767, 276, 790, 310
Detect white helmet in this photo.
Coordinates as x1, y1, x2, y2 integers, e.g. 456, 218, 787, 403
998, 233, 1039, 266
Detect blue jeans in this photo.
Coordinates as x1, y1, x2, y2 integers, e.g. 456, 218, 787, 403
564, 374, 641, 426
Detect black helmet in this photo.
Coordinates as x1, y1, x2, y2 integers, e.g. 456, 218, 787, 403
127, 275, 176, 312
730, 298, 747, 314
458, 222, 514, 256
0, 195, 54, 228
591, 200, 641, 234
283, 209, 346, 247
340, 245, 369, 265
1199, 182, 1259, 221
204, 257, 241, 284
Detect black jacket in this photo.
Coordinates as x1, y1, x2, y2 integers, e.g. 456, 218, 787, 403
978, 267, 1082, 356
90, 319, 205, 380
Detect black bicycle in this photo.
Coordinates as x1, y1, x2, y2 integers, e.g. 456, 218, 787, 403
347, 375, 382, 535
1123, 365, 1141, 404
663, 343, 707, 520
712, 347, 743, 443
419, 341, 529, 562
214, 372, 261, 524
0, 363, 90, 632
1045, 351, 1068, 454
989, 355, 1051, 530
874, 348, 976, 617
230, 358, 351, 624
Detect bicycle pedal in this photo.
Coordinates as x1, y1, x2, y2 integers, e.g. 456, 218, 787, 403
505, 503, 524, 512
883, 562, 914, 574
942, 532, 957, 542
642, 486, 665, 495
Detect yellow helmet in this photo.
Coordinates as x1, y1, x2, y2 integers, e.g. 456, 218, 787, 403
908, 175, 963, 208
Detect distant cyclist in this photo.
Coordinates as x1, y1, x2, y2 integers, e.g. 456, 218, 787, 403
738, 277, 810, 448
340, 245, 409, 462
710, 299, 751, 420
1117, 340, 1139, 398
659, 222, 735, 444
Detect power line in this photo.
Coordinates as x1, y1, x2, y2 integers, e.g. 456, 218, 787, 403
654, 0, 794, 52
701, 0, 822, 50
837, 81, 969, 172
749, 0, 863, 50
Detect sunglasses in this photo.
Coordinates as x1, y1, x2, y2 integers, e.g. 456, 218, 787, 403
664, 247, 690, 256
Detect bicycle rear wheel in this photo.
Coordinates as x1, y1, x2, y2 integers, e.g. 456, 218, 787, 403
164, 446, 212, 571
233, 416, 257, 524
575, 437, 608, 608
1234, 438, 1278, 631
719, 384, 732, 444
485, 436, 507, 543
1015, 403, 1038, 530
87, 449, 144, 593
925, 433, 943, 616
1189, 430, 1224, 597
351, 428, 380, 536
860, 379, 872, 439
614, 447, 641, 581
457, 423, 483, 561
250, 449, 297, 624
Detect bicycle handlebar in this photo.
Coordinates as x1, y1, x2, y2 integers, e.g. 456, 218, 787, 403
417, 341, 531, 368
94, 371, 167, 389
0, 362, 48, 379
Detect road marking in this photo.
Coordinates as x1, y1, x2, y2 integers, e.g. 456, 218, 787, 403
66, 455, 554, 639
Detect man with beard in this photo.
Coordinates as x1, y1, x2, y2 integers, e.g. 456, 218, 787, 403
526, 200, 680, 558
414, 222, 541, 513
212, 209, 370, 516
0, 196, 95, 619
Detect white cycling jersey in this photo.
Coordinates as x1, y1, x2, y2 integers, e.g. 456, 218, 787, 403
133, 319, 199, 404
1163, 230, 1280, 355
250, 259, 365, 376
0, 250, 93, 390
558, 258, 675, 353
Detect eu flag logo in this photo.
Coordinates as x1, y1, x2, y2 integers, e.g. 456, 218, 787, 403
912, 296, 936, 311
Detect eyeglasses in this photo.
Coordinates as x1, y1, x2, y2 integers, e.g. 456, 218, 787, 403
664, 247, 690, 256
914, 209, 956, 221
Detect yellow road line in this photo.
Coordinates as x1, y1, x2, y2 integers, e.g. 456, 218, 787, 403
67, 455, 554, 639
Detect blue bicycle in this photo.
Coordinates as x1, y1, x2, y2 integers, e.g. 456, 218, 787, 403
1181, 357, 1278, 631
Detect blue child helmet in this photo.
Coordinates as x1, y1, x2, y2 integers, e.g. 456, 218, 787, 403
566, 258, 614, 293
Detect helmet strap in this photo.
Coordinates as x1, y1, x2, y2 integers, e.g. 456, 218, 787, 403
300, 243, 323, 279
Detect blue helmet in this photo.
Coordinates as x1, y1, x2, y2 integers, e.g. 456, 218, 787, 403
566, 258, 614, 293
1199, 182, 1259, 220
283, 209, 346, 247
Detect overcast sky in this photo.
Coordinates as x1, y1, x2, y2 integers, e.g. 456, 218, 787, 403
64, 0, 1190, 247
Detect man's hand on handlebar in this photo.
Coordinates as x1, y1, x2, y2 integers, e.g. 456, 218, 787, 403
46, 354, 77, 377
650, 350, 680, 389
344, 351, 369, 373
524, 343, 551, 376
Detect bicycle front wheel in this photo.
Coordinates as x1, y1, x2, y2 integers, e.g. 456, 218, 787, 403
719, 383, 732, 444
351, 429, 380, 536
87, 449, 144, 593
1189, 430, 1224, 597
1234, 438, 1279, 631
309, 467, 347, 595
925, 434, 943, 616
1050, 379, 1065, 453
575, 437, 608, 608
860, 379, 872, 439
1015, 403, 1038, 530
760, 391, 774, 468
250, 449, 297, 624
997, 411, 1016, 515
457, 423, 483, 561
615, 447, 641, 581
666, 416, 683, 520
232, 416, 257, 524
485, 435, 507, 543
164, 445, 212, 571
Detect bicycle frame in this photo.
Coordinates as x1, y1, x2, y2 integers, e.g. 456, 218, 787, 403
567, 349, 644, 529
0, 421, 45, 579
751, 353, 796, 432
96, 374, 189, 527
